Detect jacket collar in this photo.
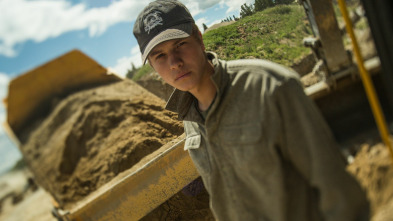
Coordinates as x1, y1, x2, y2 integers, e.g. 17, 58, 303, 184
165, 52, 228, 123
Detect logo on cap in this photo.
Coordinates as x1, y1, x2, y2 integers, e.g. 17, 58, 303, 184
144, 11, 163, 34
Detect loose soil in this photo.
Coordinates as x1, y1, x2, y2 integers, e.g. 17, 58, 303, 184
11, 79, 215, 220
347, 141, 393, 221
18, 80, 184, 209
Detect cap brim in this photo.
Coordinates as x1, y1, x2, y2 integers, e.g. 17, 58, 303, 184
142, 23, 192, 64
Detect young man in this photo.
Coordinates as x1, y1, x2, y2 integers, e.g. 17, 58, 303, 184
133, 1, 369, 220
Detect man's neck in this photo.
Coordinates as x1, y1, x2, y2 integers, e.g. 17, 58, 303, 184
190, 61, 216, 112
196, 82, 216, 111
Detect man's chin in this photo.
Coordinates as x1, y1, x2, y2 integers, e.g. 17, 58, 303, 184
174, 84, 195, 93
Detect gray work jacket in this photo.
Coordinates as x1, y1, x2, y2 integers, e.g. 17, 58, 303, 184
166, 52, 369, 221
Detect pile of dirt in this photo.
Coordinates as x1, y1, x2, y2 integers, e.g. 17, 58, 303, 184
18, 80, 184, 208
347, 141, 393, 221
136, 71, 175, 102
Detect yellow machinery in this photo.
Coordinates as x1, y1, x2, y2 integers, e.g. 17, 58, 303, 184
3, 50, 200, 221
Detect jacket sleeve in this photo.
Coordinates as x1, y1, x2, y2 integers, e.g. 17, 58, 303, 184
274, 77, 369, 221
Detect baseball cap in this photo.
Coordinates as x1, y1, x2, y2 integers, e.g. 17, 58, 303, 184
133, 0, 195, 64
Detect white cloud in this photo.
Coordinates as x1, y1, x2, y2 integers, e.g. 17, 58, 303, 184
183, 0, 248, 16
0, 75, 20, 175
221, 0, 253, 13
208, 19, 223, 28
0, 0, 147, 57
195, 17, 209, 33
188, 0, 220, 11
0, 0, 249, 57
109, 45, 142, 78
0, 72, 9, 130
0, 73, 9, 101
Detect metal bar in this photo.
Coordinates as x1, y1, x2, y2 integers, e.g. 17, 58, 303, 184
305, 57, 380, 99
337, 0, 393, 161
301, 0, 350, 73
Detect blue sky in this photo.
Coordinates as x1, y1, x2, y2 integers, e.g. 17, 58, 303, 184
0, 0, 252, 174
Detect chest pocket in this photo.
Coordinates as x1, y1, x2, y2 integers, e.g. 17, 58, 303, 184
185, 133, 212, 176
184, 134, 201, 150
218, 123, 274, 175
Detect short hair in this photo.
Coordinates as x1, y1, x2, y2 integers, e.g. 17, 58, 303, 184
191, 23, 203, 44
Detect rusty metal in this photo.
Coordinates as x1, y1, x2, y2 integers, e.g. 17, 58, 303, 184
305, 57, 380, 99
300, 0, 351, 74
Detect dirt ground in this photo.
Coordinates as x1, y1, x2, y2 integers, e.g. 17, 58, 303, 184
2, 138, 393, 221
0, 170, 55, 221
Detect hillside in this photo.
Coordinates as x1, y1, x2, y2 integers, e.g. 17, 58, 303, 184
203, 4, 312, 67
134, 4, 316, 99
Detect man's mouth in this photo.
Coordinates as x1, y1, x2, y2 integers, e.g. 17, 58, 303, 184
175, 72, 190, 81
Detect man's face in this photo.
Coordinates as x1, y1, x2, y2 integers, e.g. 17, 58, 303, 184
148, 35, 210, 93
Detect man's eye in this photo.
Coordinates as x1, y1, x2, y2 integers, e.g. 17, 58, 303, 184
156, 53, 164, 59
177, 41, 186, 48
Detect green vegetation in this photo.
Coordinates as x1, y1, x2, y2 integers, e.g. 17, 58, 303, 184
127, 63, 154, 81
128, 3, 312, 80
240, 0, 294, 18
332, 1, 370, 49
204, 4, 312, 67
11, 158, 26, 171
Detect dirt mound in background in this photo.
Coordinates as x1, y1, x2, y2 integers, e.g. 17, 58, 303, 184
347, 142, 393, 221
204, 21, 235, 33
136, 71, 175, 102
19, 80, 183, 208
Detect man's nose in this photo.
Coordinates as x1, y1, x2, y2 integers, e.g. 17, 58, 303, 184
169, 52, 183, 69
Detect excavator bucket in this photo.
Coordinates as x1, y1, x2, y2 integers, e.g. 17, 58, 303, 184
2, 49, 201, 221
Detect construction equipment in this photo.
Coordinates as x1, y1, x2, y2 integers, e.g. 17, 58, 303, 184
3, 50, 200, 221
299, 0, 393, 145
2, 0, 393, 220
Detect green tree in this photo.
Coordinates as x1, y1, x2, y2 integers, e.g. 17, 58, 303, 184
275, 0, 294, 5
222, 16, 233, 22
255, 0, 274, 12
202, 23, 208, 32
240, 3, 254, 18
126, 62, 137, 79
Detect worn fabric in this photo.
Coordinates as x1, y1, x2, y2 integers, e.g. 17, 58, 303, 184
165, 52, 369, 221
